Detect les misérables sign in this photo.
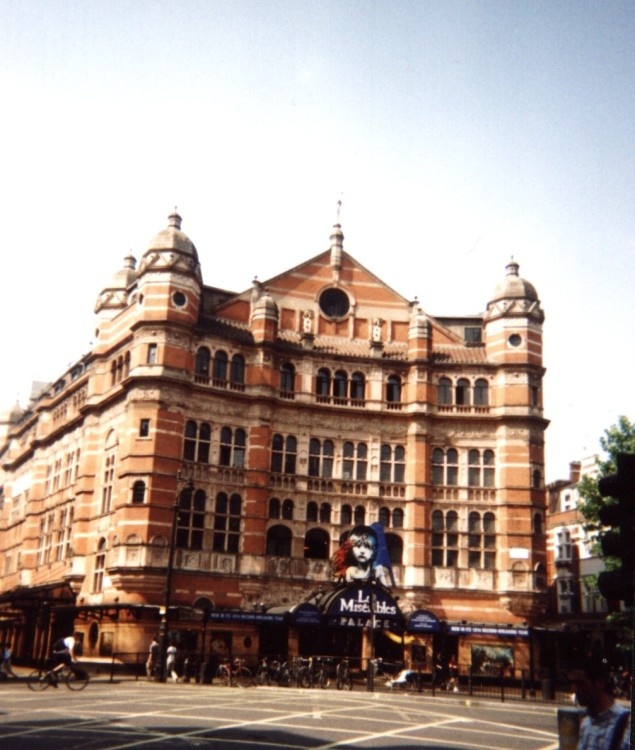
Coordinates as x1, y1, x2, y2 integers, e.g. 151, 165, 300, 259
323, 583, 404, 629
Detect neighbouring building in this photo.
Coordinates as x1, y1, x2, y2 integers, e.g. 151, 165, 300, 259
544, 457, 627, 669
0, 211, 550, 679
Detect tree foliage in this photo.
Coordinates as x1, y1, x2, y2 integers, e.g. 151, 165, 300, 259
577, 415, 635, 532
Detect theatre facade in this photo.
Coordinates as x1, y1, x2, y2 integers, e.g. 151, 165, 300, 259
0, 211, 549, 678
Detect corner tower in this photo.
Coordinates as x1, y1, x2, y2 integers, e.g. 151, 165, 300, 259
135, 211, 202, 327
483, 259, 544, 368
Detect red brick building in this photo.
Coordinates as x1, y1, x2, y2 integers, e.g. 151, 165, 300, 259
0, 211, 548, 677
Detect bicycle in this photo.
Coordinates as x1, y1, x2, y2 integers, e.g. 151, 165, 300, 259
27, 664, 90, 692
307, 657, 330, 689
215, 658, 253, 687
336, 658, 353, 690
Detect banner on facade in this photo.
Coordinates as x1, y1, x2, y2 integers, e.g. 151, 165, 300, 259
406, 609, 442, 634
322, 583, 404, 629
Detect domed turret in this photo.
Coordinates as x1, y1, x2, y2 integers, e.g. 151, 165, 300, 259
485, 258, 543, 323
94, 254, 137, 314
137, 211, 202, 282
489, 259, 538, 304
145, 211, 198, 259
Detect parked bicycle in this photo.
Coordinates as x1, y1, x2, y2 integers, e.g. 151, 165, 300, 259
336, 658, 353, 690
255, 656, 284, 686
307, 657, 331, 689
27, 664, 90, 691
215, 658, 253, 687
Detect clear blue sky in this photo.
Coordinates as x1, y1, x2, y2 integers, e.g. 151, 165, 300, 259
1, 1, 633, 481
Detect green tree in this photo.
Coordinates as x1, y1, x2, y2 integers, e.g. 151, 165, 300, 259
577, 415, 635, 532
577, 416, 634, 643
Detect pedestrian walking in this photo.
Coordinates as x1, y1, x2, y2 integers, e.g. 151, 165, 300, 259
146, 636, 160, 680
568, 658, 630, 750
1, 643, 18, 679
166, 641, 179, 683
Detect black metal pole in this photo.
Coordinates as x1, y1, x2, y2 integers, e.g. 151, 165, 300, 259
159, 498, 180, 682
367, 580, 376, 692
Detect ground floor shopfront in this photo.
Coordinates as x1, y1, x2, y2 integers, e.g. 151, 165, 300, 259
0, 579, 556, 688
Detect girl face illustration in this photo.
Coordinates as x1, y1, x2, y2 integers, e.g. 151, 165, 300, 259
350, 533, 375, 565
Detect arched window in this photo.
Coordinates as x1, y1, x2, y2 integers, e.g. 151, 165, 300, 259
350, 372, 365, 403
101, 438, 116, 515
341, 504, 352, 526
213, 350, 228, 383
456, 378, 470, 406
532, 469, 542, 489
316, 368, 331, 398
234, 428, 246, 468
354, 505, 366, 525
306, 501, 318, 522
282, 499, 294, 520
304, 528, 330, 559
308, 438, 321, 477
195, 347, 211, 378
386, 374, 402, 404
378, 507, 390, 527
468, 511, 481, 568
308, 438, 333, 478
474, 378, 489, 406
176, 486, 206, 550
438, 377, 452, 405
468, 450, 481, 486
483, 512, 496, 569
319, 502, 331, 523
93, 538, 107, 592
268, 498, 281, 519
392, 508, 404, 528
483, 450, 495, 487
343, 441, 368, 481
385, 533, 403, 566
266, 525, 292, 557
381, 444, 406, 483
333, 370, 348, 402
431, 448, 444, 485
183, 421, 211, 464
533, 512, 543, 535
219, 427, 246, 468
271, 434, 283, 473
212, 492, 241, 553
283, 435, 297, 474
431, 510, 458, 567
280, 363, 295, 395
230, 354, 245, 386
131, 480, 146, 504
183, 420, 197, 462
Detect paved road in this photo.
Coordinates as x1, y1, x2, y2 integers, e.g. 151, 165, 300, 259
0, 679, 560, 750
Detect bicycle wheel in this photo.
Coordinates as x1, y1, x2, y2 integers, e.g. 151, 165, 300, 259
279, 666, 291, 687
235, 666, 252, 688
255, 667, 269, 686
215, 666, 230, 687
66, 668, 90, 691
298, 667, 311, 689
319, 669, 330, 689
26, 669, 51, 692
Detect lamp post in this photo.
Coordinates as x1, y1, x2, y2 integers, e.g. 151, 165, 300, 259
157, 472, 193, 682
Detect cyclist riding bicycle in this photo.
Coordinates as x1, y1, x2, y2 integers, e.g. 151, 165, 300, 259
48, 634, 77, 686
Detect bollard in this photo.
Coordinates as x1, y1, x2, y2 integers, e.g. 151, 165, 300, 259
557, 707, 584, 750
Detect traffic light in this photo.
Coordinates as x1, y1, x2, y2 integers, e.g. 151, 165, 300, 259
596, 452, 635, 607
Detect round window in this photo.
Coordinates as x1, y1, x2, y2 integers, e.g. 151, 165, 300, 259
173, 291, 187, 307
318, 288, 350, 318
508, 334, 522, 347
